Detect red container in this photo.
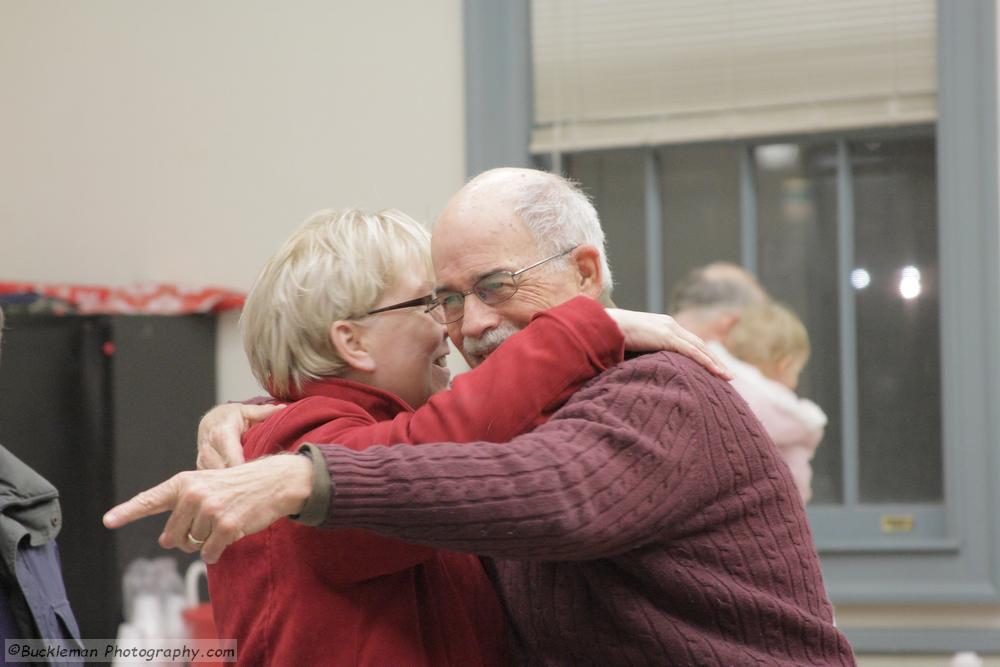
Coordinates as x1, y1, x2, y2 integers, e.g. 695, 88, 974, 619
181, 603, 219, 666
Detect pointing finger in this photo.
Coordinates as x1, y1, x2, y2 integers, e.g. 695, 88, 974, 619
103, 477, 180, 529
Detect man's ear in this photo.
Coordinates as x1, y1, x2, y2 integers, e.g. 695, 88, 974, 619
571, 245, 604, 299
329, 321, 376, 373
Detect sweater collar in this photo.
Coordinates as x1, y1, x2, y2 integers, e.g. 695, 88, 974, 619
296, 377, 414, 420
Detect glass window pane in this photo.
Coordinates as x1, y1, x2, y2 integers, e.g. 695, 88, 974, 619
755, 142, 843, 504
565, 151, 647, 310
658, 144, 741, 297
851, 136, 942, 503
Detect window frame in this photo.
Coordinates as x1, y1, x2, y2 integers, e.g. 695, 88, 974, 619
465, 0, 1000, 651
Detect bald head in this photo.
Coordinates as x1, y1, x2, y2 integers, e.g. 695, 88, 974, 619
432, 168, 612, 366
435, 168, 613, 299
669, 262, 769, 342
700, 262, 765, 293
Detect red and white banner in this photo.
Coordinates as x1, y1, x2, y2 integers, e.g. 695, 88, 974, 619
0, 282, 245, 315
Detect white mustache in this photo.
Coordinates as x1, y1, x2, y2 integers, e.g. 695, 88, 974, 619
463, 323, 521, 360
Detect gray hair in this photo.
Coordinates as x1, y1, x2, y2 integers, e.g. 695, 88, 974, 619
668, 263, 766, 316
464, 168, 614, 299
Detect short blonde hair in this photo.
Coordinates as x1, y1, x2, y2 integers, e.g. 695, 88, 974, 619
727, 301, 810, 367
240, 208, 433, 399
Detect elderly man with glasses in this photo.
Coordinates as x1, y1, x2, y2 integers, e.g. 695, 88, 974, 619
107, 168, 855, 666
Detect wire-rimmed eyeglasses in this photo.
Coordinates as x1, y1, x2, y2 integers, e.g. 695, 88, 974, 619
365, 245, 578, 324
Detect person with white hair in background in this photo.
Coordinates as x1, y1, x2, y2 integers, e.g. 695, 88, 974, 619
668, 261, 769, 344
108, 169, 856, 665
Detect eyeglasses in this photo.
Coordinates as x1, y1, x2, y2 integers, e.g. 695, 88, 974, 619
365, 245, 578, 324
430, 245, 579, 324
366, 293, 447, 323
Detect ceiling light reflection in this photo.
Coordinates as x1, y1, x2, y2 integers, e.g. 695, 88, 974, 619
899, 265, 922, 300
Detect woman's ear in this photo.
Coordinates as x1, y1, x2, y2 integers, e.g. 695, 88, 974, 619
571, 245, 604, 299
329, 321, 376, 373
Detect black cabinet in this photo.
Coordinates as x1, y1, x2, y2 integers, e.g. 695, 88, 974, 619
0, 314, 216, 639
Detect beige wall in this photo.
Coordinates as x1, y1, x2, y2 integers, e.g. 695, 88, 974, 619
0, 0, 466, 401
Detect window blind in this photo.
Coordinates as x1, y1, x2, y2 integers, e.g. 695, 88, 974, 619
531, 0, 936, 153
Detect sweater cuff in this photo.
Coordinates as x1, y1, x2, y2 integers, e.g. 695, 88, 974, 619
290, 444, 334, 526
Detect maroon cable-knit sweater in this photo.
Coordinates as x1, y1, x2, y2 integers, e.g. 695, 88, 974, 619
308, 352, 856, 666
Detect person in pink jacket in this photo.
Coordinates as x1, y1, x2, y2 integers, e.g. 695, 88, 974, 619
718, 300, 827, 504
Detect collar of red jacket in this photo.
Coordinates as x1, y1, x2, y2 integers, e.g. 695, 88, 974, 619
294, 377, 413, 421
